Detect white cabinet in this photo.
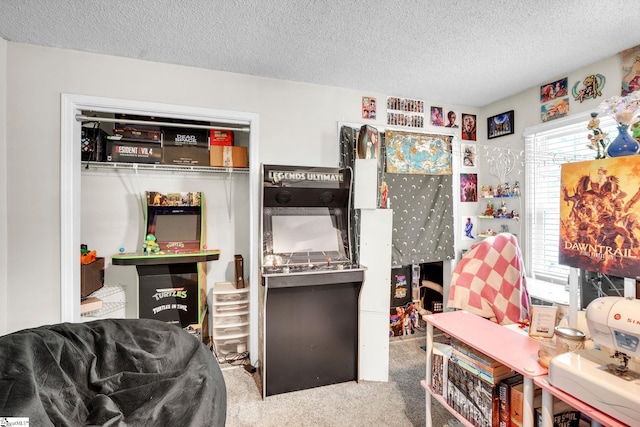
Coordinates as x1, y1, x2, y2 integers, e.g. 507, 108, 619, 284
359, 208, 393, 382
211, 281, 250, 361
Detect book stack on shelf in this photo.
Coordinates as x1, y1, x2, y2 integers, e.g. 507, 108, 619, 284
431, 342, 453, 396
497, 374, 584, 427
445, 339, 520, 427
450, 339, 516, 385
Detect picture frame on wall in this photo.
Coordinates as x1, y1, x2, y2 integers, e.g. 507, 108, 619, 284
487, 110, 515, 139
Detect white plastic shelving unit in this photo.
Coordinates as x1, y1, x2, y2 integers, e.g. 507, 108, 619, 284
211, 281, 250, 360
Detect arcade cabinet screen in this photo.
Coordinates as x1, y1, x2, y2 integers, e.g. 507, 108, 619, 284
153, 214, 200, 242
271, 215, 341, 254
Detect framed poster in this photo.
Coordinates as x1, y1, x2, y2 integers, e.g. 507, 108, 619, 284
487, 110, 514, 139
559, 156, 640, 277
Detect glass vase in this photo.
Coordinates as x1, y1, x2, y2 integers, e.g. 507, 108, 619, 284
607, 124, 639, 157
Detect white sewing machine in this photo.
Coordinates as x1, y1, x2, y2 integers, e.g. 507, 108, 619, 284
548, 296, 640, 426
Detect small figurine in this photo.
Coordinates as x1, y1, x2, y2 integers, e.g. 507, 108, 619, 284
587, 112, 609, 159
143, 234, 160, 254
503, 182, 511, 197
381, 181, 388, 209
513, 181, 521, 197
484, 202, 494, 217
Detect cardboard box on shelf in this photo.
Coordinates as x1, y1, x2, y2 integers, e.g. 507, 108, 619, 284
210, 146, 248, 168
210, 129, 234, 146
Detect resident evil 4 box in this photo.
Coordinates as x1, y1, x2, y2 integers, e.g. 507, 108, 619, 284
106, 137, 162, 164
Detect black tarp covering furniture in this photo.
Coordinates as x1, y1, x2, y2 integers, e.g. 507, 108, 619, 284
0, 318, 226, 426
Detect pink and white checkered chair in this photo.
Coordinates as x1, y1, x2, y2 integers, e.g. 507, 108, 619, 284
447, 233, 530, 325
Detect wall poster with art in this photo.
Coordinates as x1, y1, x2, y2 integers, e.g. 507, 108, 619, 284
461, 143, 477, 168
386, 96, 425, 128
385, 130, 452, 175
559, 155, 640, 277
461, 216, 477, 241
620, 44, 640, 95
460, 173, 477, 202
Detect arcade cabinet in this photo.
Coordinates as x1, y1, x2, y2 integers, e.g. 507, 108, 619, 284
112, 191, 219, 331
259, 164, 366, 397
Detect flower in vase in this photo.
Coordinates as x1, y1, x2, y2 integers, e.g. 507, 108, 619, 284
599, 90, 640, 125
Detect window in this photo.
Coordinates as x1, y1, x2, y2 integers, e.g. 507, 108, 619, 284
524, 113, 617, 285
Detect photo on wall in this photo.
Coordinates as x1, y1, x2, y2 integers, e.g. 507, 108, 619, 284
620, 44, 640, 95
461, 143, 477, 168
541, 98, 569, 122
430, 106, 445, 126
487, 110, 514, 139
540, 77, 568, 103
362, 96, 377, 120
460, 173, 477, 202
445, 110, 459, 128
461, 216, 477, 241
386, 96, 425, 128
461, 113, 476, 141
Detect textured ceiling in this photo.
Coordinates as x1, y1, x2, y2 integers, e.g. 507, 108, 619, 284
1, 0, 639, 107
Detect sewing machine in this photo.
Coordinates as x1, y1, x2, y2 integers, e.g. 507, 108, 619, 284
548, 296, 640, 426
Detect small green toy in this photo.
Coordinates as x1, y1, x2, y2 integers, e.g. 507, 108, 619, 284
143, 234, 160, 254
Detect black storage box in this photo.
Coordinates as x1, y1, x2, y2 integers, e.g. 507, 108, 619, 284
81, 257, 104, 298
163, 128, 209, 147
106, 138, 162, 164
162, 145, 209, 166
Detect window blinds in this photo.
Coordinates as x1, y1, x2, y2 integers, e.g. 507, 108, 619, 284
524, 114, 617, 284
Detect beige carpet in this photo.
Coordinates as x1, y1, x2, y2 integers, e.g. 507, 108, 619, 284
221, 332, 454, 426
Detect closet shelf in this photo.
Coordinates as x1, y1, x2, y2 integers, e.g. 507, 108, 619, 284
82, 161, 249, 174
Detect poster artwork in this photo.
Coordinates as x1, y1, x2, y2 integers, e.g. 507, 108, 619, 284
362, 96, 377, 119
385, 130, 452, 175
620, 44, 640, 96
460, 173, 477, 202
559, 156, 640, 277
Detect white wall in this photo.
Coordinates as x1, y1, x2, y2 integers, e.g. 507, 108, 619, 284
465, 54, 624, 264
0, 37, 7, 334
2, 39, 628, 334
3, 42, 472, 333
